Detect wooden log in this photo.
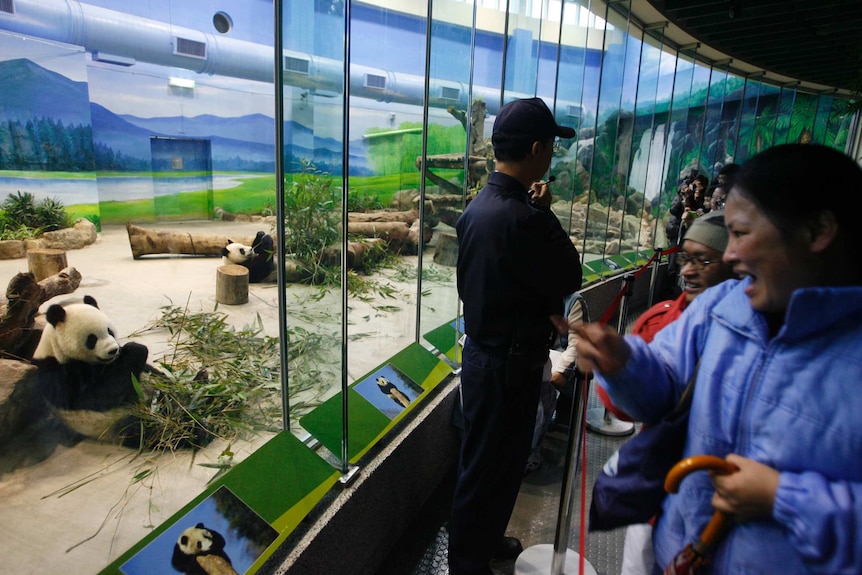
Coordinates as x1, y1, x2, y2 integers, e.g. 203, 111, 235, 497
126, 223, 255, 259
38, 266, 82, 301
412, 194, 467, 208
433, 232, 459, 267
320, 238, 387, 269
348, 209, 419, 223
28, 249, 67, 282
0, 273, 46, 358
0, 268, 86, 359
347, 221, 411, 245
216, 265, 249, 305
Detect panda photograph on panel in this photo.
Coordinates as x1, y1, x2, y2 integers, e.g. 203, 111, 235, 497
221, 230, 275, 283
172, 522, 237, 575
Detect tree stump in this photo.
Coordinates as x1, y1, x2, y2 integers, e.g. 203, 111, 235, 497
216, 265, 249, 305
28, 249, 68, 282
433, 232, 459, 267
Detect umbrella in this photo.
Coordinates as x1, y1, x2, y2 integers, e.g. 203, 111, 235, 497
662, 455, 739, 575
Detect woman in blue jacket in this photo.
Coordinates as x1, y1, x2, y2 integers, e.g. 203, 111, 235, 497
577, 143, 862, 574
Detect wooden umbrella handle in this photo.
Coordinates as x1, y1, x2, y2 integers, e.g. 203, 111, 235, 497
665, 455, 739, 493
665, 455, 741, 550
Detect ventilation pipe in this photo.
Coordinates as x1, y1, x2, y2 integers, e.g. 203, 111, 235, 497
0, 0, 583, 120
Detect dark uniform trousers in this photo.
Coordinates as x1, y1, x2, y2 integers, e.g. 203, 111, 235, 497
448, 336, 547, 575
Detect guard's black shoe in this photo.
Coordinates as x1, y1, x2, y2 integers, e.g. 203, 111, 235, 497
493, 536, 523, 561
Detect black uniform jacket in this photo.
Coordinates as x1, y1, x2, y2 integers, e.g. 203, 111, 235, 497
456, 171, 582, 350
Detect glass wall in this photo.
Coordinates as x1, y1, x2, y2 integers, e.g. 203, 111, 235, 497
0, 1, 857, 573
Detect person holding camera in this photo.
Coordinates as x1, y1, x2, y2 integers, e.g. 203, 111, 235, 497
450, 97, 581, 575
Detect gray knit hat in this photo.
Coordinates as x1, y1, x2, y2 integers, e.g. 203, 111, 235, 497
684, 210, 728, 253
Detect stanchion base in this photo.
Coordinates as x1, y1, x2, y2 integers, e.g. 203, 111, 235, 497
515, 544, 597, 575
585, 407, 634, 436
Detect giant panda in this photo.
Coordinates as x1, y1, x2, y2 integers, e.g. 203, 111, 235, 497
171, 522, 237, 575
221, 230, 274, 283
31, 295, 150, 446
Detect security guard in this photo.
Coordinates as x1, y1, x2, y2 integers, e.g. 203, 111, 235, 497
450, 97, 582, 575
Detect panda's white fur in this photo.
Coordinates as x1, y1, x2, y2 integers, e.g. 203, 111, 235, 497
177, 523, 218, 555
32, 295, 120, 364
221, 240, 255, 266
172, 522, 235, 575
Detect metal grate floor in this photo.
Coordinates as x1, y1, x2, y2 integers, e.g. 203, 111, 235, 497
403, 389, 635, 575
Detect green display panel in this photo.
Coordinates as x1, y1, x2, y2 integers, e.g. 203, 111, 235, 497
100, 432, 339, 575
423, 316, 464, 361
299, 343, 453, 462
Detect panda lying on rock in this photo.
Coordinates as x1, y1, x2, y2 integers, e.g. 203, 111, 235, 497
221, 230, 274, 283
30, 296, 209, 449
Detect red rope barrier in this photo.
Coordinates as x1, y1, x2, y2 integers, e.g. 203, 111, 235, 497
576, 245, 677, 573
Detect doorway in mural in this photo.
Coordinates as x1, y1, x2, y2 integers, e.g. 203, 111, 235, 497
150, 136, 214, 221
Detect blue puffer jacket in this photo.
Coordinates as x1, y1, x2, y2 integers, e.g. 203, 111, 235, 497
598, 278, 862, 574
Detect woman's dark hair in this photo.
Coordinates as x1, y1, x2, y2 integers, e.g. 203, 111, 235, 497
730, 144, 862, 248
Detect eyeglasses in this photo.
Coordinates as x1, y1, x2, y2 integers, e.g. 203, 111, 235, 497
676, 252, 719, 271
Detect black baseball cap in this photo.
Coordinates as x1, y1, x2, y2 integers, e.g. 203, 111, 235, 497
492, 97, 576, 154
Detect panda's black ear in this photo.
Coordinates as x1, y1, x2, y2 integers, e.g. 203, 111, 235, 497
83, 295, 99, 308
45, 304, 66, 326
195, 522, 206, 529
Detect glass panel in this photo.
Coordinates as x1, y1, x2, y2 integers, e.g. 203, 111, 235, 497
689, 59, 713, 180
281, 0, 345, 463
701, 63, 730, 179
626, 31, 666, 252
572, 2, 608, 269
416, 0, 476, 360
827, 97, 855, 150
719, 71, 746, 162
583, 1, 626, 277
773, 84, 798, 145
591, 3, 641, 271
554, 0, 596, 257
812, 92, 835, 144
665, 52, 694, 188
750, 83, 781, 157
788, 91, 819, 144
650, 46, 694, 247
734, 74, 764, 164
0, 3, 283, 574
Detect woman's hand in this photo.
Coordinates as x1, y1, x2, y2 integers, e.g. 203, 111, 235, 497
710, 454, 779, 520
574, 323, 631, 375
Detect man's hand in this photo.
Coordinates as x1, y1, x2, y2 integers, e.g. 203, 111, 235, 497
549, 313, 568, 336
529, 179, 553, 208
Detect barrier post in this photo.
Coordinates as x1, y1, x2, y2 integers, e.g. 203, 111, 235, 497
648, 247, 662, 308
514, 371, 597, 575
586, 274, 635, 437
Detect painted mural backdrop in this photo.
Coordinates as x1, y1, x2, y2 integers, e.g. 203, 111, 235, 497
1, 1, 854, 231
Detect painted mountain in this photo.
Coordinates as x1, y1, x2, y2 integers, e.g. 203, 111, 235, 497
0, 58, 92, 126
0, 58, 370, 174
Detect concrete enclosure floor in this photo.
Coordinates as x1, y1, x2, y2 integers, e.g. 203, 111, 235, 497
0, 220, 460, 574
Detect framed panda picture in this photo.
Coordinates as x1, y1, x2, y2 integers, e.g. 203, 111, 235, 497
353, 363, 424, 420
120, 485, 278, 575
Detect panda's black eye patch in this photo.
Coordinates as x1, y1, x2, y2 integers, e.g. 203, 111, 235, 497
86, 333, 97, 350
108, 328, 115, 337
180, 535, 189, 546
